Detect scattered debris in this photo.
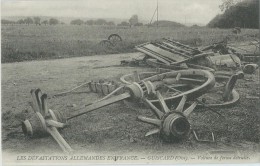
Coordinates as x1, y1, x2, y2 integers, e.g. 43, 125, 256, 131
20, 36, 259, 152
22, 69, 216, 151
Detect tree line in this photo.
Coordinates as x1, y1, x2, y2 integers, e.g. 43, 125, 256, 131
2, 14, 144, 27
208, 0, 259, 29
1, 17, 62, 25
70, 15, 143, 26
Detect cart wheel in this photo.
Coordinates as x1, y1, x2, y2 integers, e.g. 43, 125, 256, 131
108, 34, 122, 45
99, 40, 113, 48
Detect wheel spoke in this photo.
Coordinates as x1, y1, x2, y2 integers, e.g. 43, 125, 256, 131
176, 73, 181, 81
143, 99, 164, 119
133, 71, 141, 82
30, 89, 40, 113
164, 84, 181, 93
145, 128, 160, 137
35, 89, 43, 113
179, 77, 205, 83
137, 116, 162, 127
156, 91, 170, 113
175, 95, 187, 112
40, 94, 48, 117
183, 102, 198, 117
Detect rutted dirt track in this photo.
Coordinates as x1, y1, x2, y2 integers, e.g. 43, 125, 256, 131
2, 53, 260, 161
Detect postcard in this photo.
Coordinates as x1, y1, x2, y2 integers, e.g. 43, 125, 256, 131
1, 0, 259, 165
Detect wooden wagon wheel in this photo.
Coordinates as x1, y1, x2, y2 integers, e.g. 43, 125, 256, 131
120, 70, 216, 107
120, 70, 241, 108
22, 69, 217, 150
22, 89, 73, 153
99, 39, 113, 48
137, 92, 197, 141
108, 34, 122, 45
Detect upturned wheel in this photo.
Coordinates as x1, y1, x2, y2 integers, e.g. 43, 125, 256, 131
120, 70, 215, 107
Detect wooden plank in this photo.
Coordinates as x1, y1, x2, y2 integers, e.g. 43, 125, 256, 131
155, 42, 192, 58
136, 47, 171, 65
163, 38, 201, 52
144, 44, 186, 62
161, 42, 193, 56
170, 52, 213, 65
142, 47, 176, 62
68, 92, 131, 119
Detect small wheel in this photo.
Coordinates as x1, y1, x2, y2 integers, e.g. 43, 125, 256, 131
99, 40, 113, 48
108, 34, 122, 45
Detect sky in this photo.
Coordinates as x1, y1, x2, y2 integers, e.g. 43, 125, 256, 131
1, 0, 223, 25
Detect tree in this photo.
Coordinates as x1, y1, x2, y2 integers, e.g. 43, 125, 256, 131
17, 19, 25, 24
106, 21, 115, 26
86, 20, 93, 25
86, 20, 94, 25
129, 15, 138, 26
94, 19, 107, 25
33, 17, 41, 25
49, 18, 59, 25
70, 19, 84, 25
1, 19, 15, 25
24, 17, 33, 25
208, 0, 259, 29
42, 20, 48, 25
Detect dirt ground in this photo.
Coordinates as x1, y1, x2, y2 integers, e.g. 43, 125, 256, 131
1, 52, 260, 163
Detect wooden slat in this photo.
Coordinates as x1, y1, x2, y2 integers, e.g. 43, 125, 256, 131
161, 42, 193, 56
144, 44, 186, 62
155, 42, 191, 58
68, 92, 131, 119
163, 38, 200, 52
136, 47, 171, 65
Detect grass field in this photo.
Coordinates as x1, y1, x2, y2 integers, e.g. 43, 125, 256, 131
1, 24, 259, 63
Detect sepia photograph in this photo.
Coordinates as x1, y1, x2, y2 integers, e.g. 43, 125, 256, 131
1, 0, 260, 165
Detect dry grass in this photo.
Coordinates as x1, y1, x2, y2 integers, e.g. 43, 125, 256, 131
2, 24, 258, 63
